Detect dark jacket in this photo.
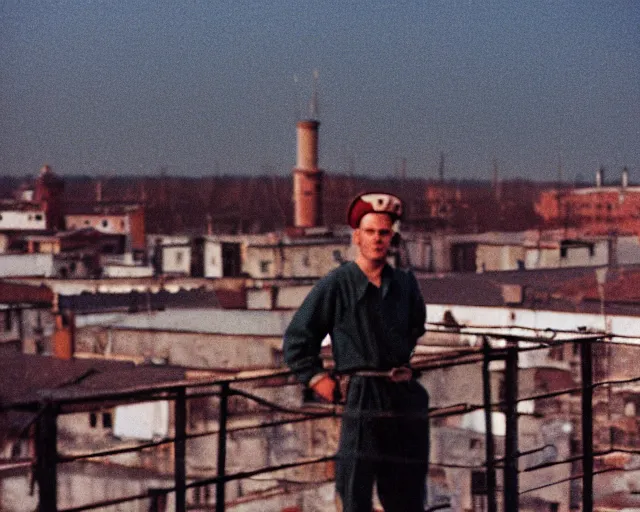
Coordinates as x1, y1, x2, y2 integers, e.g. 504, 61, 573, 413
283, 261, 427, 385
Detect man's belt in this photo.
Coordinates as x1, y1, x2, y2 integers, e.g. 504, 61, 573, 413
354, 366, 414, 383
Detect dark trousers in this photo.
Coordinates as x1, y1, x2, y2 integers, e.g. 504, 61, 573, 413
336, 456, 427, 512
335, 377, 430, 512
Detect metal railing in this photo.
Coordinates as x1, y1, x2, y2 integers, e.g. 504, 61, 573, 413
4, 325, 640, 511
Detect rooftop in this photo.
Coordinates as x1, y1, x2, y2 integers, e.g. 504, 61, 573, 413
417, 265, 640, 316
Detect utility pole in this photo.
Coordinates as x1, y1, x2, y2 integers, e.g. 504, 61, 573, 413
438, 152, 445, 182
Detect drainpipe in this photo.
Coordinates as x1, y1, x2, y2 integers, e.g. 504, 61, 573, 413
52, 310, 75, 360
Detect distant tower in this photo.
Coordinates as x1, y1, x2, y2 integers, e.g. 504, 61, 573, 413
292, 71, 323, 229
34, 164, 65, 230
293, 119, 323, 228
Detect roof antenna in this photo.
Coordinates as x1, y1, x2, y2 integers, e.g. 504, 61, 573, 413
309, 69, 319, 120
293, 74, 302, 121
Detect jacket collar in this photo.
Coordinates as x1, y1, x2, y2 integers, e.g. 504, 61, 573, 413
350, 261, 393, 300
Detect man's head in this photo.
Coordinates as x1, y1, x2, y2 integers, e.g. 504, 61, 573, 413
353, 211, 394, 264
348, 192, 403, 265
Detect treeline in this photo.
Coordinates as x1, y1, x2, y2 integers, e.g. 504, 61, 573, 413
2, 174, 554, 234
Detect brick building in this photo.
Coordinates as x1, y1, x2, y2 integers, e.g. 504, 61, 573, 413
535, 168, 640, 236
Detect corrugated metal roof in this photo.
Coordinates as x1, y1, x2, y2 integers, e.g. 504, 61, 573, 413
16, 276, 242, 295
0, 352, 189, 410
58, 287, 224, 313
0, 354, 193, 440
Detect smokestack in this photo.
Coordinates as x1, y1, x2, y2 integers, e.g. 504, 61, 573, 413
622, 167, 629, 188
52, 311, 75, 360
596, 167, 604, 188
292, 120, 323, 228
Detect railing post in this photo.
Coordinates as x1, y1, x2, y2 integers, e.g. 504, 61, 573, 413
216, 382, 229, 512
482, 337, 498, 512
175, 388, 187, 512
580, 340, 594, 512
36, 400, 58, 512
503, 340, 519, 512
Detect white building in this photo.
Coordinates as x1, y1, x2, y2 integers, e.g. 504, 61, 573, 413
0, 208, 47, 231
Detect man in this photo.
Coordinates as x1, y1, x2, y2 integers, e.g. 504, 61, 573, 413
283, 192, 430, 512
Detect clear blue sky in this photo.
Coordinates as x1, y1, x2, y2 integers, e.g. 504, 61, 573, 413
1, 1, 639, 182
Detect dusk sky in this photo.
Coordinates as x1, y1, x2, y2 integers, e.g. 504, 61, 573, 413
1, 1, 639, 182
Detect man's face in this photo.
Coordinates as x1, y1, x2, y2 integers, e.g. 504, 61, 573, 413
353, 212, 394, 263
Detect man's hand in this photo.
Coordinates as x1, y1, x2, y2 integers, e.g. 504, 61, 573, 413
309, 373, 336, 403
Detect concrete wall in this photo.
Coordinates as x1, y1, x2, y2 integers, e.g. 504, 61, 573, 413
0, 253, 55, 277
246, 284, 313, 310
244, 242, 352, 279
161, 245, 191, 275
204, 240, 223, 278
0, 209, 46, 230
66, 213, 129, 234
476, 244, 525, 271
244, 245, 277, 278
0, 462, 175, 512
75, 327, 283, 369
102, 264, 154, 278
518, 416, 572, 512
616, 235, 640, 265
525, 241, 608, 269
405, 234, 433, 270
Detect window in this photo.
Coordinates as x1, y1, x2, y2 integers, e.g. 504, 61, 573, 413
192, 485, 212, 505
11, 439, 29, 458
101, 219, 109, 228
35, 214, 43, 221
175, 251, 184, 265
625, 401, 636, 417
3, 310, 12, 331
260, 260, 271, 273
471, 471, 488, 511
90, 411, 112, 428
549, 345, 564, 361
572, 342, 581, 356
